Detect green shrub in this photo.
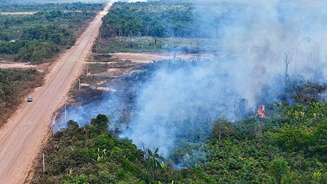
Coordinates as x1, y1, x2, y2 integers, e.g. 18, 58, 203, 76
18, 41, 59, 63
32, 101, 327, 184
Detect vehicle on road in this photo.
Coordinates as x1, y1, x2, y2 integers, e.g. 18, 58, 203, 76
27, 96, 33, 102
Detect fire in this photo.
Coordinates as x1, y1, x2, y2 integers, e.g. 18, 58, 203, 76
257, 105, 266, 119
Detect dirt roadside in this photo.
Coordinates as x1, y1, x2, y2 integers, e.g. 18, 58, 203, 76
0, 62, 37, 69
0, 12, 37, 15
0, 2, 112, 184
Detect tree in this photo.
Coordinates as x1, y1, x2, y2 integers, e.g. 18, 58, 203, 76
212, 119, 235, 140
90, 114, 109, 132
269, 157, 289, 184
66, 120, 80, 134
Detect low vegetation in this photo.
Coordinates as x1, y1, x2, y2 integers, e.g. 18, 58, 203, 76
0, 69, 42, 125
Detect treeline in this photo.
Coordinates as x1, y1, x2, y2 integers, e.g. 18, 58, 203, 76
0, 24, 71, 61
97, 1, 231, 53
101, 2, 196, 38
0, 4, 102, 63
32, 101, 326, 183
101, 1, 235, 39
0, 3, 103, 12
0, 69, 42, 125
93, 36, 218, 53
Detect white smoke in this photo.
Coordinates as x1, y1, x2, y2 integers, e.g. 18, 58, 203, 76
54, 0, 326, 161
120, 0, 327, 158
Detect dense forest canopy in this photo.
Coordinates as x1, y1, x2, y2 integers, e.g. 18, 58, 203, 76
0, 2, 103, 12
101, 1, 242, 39
101, 2, 197, 38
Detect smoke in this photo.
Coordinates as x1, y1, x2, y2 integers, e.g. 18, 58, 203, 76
55, 0, 326, 164
120, 0, 326, 158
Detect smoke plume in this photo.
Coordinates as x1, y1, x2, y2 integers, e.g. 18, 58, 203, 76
56, 0, 326, 163
119, 0, 326, 158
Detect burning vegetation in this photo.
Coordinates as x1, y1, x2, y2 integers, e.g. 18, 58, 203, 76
32, 95, 326, 183
33, 0, 326, 183
36, 59, 326, 183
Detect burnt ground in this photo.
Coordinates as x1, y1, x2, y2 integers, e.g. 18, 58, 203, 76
54, 51, 327, 137
53, 52, 326, 168
57, 53, 150, 131
64, 53, 327, 126
70, 54, 144, 105
60, 52, 213, 129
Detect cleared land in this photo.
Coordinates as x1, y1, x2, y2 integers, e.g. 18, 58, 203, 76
0, 62, 36, 69
110, 52, 216, 63
0, 12, 37, 15
0, 3, 112, 183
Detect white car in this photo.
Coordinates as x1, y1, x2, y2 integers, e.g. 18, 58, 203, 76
27, 96, 33, 103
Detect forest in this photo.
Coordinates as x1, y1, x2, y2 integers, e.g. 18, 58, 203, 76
101, 2, 195, 38
32, 99, 326, 183
95, 1, 216, 53
0, 3, 103, 12
0, 3, 103, 63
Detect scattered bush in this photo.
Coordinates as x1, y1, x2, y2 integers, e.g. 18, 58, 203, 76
0, 69, 42, 124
